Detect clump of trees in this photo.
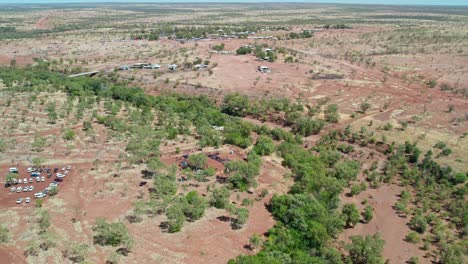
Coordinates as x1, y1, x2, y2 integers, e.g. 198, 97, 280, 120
93, 218, 134, 250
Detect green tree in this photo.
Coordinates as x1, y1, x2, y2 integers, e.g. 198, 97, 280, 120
345, 234, 385, 264
152, 167, 177, 199
46, 102, 58, 124
409, 214, 427, 233
182, 191, 207, 221
0, 225, 10, 243
93, 218, 134, 249
5, 172, 18, 183
249, 233, 263, 251
62, 128, 76, 141
362, 205, 373, 223
48, 186, 58, 196
166, 203, 186, 233
253, 135, 275, 156
233, 207, 249, 229
342, 203, 360, 227
32, 156, 45, 168
221, 93, 250, 117
31, 133, 47, 152
66, 243, 89, 263
236, 46, 252, 55
325, 104, 339, 123
187, 153, 207, 170
360, 102, 371, 113
210, 187, 230, 209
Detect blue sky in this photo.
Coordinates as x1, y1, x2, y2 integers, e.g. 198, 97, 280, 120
0, 0, 466, 6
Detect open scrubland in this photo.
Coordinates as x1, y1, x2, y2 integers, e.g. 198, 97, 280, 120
0, 3, 466, 264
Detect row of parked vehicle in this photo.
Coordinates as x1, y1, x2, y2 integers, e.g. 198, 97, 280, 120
6, 165, 72, 205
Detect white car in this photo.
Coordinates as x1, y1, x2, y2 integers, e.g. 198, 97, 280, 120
66, 165, 71, 170
9, 167, 18, 173
29, 186, 34, 192
25, 197, 30, 203
29, 178, 33, 183
49, 182, 58, 187
16, 187, 22, 192
23, 187, 28, 192
23, 178, 27, 183
34, 192, 45, 198
27, 167, 32, 173
16, 198, 23, 204
36, 177, 40, 182
56, 173, 65, 178
61, 167, 66, 171
12, 179, 17, 184
41, 176, 45, 182
10, 187, 16, 192
18, 179, 22, 184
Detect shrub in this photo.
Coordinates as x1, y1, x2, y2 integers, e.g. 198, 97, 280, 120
342, 203, 360, 227
362, 205, 373, 223
0, 225, 10, 243
345, 234, 385, 264
405, 232, 420, 243
93, 218, 133, 249
187, 153, 207, 170
409, 214, 427, 233
62, 128, 76, 141
253, 135, 275, 156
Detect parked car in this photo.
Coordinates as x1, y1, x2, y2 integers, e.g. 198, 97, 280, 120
16, 187, 22, 192
11, 187, 16, 192
34, 192, 45, 198
31, 172, 40, 177
4, 182, 11, 188
25, 197, 30, 203
36, 177, 40, 182
23, 178, 27, 183
49, 182, 58, 187
9, 167, 18, 173
29, 178, 33, 183
66, 165, 71, 170
12, 179, 17, 184
29, 186, 34, 192
47, 173, 52, 178
54, 168, 58, 173
27, 167, 32, 173
54, 178, 63, 182
56, 173, 65, 178
16, 198, 23, 204
41, 176, 45, 182
18, 179, 22, 184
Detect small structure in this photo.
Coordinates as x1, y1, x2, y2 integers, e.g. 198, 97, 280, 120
119, 65, 130, 71
68, 71, 99, 78
258, 66, 270, 73
168, 64, 178, 71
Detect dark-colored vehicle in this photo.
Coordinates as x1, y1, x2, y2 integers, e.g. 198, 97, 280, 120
139, 181, 147, 187
4, 182, 11, 188
54, 178, 63, 182
47, 173, 52, 178
46, 168, 51, 173
54, 168, 59, 173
